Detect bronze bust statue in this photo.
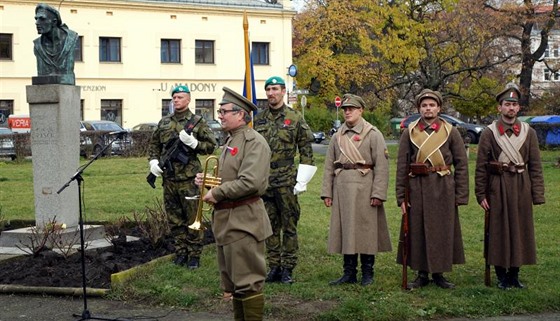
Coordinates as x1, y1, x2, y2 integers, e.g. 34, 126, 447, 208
33, 3, 78, 85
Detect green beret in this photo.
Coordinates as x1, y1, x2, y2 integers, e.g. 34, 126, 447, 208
340, 93, 366, 109
264, 76, 285, 89
415, 89, 443, 107
219, 87, 257, 114
496, 86, 521, 103
171, 85, 190, 96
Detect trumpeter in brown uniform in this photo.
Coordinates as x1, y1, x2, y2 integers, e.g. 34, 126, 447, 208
475, 85, 545, 290
196, 87, 272, 320
396, 89, 469, 289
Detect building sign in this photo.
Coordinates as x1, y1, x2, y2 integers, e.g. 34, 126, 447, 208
156, 82, 217, 93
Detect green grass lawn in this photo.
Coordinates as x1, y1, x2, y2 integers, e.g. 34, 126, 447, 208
0, 146, 559, 320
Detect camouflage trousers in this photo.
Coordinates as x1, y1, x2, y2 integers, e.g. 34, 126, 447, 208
163, 179, 204, 258
262, 186, 301, 270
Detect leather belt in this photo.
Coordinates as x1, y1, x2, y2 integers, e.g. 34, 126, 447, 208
502, 164, 526, 173
334, 163, 373, 170
409, 164, 451, 176
214, 196, 261, 210
270, 159, 294, 169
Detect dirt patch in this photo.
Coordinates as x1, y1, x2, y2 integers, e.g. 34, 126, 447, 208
0, 238, 174, 289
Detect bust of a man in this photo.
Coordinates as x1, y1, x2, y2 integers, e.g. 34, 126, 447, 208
33, 3, 78, 85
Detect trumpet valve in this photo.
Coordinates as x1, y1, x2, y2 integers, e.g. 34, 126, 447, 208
204, 176, 222, 188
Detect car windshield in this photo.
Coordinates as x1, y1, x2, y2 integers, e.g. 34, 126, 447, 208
91, 122, 123, 131
442, 114, 464, 124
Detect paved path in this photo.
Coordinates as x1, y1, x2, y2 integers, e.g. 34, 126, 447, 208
0, 293, 558, 321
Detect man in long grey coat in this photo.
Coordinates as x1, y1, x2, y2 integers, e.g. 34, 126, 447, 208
475, 85, 545, 290
396, 89, 468, 289
321, 94, 392, 286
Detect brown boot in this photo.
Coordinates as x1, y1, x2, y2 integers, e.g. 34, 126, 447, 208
242, 292, 264, 321
407, 271, 430, 289
232, 297, 244, 321
432, 273, 455, 289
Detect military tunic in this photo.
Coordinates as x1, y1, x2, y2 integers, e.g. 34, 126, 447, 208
395, 119, 468, 273
474, 120, 545, 268
148, 110, 217, 257
253, 104, 314, 270
321, 118, 392, 255
211, 125, 272, 294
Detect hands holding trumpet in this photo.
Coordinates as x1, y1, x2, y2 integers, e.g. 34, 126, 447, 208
195, 172, 217, 204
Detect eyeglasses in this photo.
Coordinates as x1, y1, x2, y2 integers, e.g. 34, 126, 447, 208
217, 109, 239, 116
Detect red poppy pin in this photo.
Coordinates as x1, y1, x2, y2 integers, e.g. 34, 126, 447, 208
227, 146, 238, 156
353, 135, 361, 141
512, 124, 520, 136
283, 119, 291, 128
498, 123, 505, 135
430, 123, 439, 131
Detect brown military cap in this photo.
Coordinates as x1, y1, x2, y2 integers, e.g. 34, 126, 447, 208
496, 86, 521, 103
415, 89, 443, 107
219, 87, 257, 114
341, 93, 366, 109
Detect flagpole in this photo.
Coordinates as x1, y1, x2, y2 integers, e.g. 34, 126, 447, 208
243, 11, 253, 103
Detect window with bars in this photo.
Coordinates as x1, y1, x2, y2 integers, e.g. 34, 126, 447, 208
74, 36, 83, 62
195, 40, 214, 64
251, 42, 269, 65
195, 99, 215, 120
100, 99, 123, 125
0, 100, 14, 127
99, 37, 121, 62
162, 99, 172, 116
161, 39, 181, 63
0, 34, 12, 60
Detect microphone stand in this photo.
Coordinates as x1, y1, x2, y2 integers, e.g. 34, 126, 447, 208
57, 133, 127, 321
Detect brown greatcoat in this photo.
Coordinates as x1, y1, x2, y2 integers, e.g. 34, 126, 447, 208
395, 119, 469, 273
474, 122, 545, 268
321, 118, 392, 255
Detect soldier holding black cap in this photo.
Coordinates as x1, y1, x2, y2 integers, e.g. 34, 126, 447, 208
196, 87, 272, 320
396, 89, 469, 289
254, 76, 316, 284
320, 94, 392, 286
475, 84, 545, 290
148, 85, 217, 269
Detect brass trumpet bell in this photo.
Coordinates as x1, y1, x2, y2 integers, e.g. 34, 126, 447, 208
188, 156, 221, 230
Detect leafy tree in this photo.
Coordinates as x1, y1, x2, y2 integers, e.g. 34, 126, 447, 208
293, 0, 516, 117
483, 0, 559, 113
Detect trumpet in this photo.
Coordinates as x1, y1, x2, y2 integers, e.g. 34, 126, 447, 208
187, 156, 221, 230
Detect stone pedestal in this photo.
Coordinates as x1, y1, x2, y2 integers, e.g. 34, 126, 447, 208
26, 85, 80, 228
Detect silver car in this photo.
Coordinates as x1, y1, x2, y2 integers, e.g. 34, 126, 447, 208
0, 127, 16, 160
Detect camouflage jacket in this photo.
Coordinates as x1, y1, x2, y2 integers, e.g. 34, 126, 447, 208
148, 110, 217, 181
254, 104, 314, 188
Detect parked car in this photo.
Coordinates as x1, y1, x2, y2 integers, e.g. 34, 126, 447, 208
399, 113, 485, 144
312, 131, 326, 144
132, 123, 157, 131
207, 120, 226, 145
81, 120, 131, 155
0, 127, 16, 160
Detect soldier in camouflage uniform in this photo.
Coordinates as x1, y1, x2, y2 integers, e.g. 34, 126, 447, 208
254, 76, 315, 284
148, 85, 217, 269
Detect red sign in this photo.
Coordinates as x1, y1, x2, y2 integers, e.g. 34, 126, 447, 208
334, 96, 342, 108
8, 115, 31, 133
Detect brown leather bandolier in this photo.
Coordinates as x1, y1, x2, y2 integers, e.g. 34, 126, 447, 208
409, 163, 451, 176
486, 161, 526, 175
334, 163, 374, 170
214, 195, 261, 210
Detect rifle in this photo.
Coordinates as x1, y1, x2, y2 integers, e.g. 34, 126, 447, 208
483, 151, 492, 286
147, 116, 202, 188
484, 209, 491, 286
401, 152, 410, 290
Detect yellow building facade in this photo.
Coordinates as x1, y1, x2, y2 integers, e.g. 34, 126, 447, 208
0, 0, 295, 128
